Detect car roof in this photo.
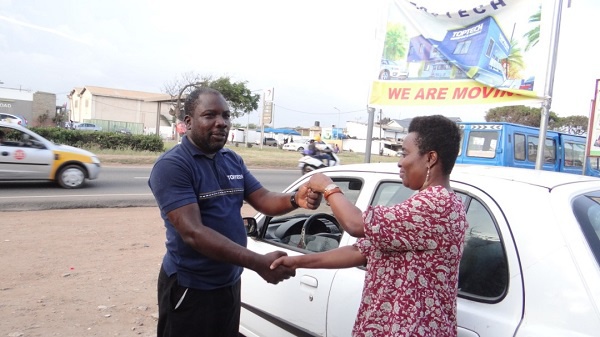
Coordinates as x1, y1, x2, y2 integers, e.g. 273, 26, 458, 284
317, 163, 600, 189
0, 121, 29, 131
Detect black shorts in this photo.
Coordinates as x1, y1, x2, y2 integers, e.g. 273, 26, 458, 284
157, 265, 241, 337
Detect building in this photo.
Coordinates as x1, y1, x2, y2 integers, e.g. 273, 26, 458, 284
67, 86, 174, 136
0, 87, 57, 127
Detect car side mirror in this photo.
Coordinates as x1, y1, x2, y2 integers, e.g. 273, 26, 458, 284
243, 217, 258, 237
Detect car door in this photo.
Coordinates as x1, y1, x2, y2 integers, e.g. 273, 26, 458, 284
451, 182, 524, 337
0, 127, 54, 180
328, 179, 524, 337
240, 176, 365, 337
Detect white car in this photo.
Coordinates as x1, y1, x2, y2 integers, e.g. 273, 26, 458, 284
240, 163, 600, 337
0, 122, 101, 188
282, 140, 330, 152
74, 122, 102, 131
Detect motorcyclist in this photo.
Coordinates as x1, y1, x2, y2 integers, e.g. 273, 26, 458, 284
306, 139, 334, 166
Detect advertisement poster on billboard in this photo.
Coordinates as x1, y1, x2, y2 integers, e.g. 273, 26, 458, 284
370, 0, 554, 108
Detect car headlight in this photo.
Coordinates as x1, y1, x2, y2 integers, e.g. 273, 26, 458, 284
91, 156, 101, 164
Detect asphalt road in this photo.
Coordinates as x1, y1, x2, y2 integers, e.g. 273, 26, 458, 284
0, 166, 301, 211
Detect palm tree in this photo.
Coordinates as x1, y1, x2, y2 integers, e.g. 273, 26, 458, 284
503, 38, 525, 78
523, 7, 541, 51
383, 24, 408, 60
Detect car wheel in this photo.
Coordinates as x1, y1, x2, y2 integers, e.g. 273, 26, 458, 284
379, 70, 390, 80
302, 165, 315, 175
57, 165, 86, 189
298, 147, 304, 152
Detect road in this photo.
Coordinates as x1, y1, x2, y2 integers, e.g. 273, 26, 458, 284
0, 166, 302, 211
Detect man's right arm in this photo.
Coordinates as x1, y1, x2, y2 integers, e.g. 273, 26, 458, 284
167, 203, 295, 284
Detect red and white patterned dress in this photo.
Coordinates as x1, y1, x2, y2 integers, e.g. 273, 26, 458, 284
353, 185, 468, 337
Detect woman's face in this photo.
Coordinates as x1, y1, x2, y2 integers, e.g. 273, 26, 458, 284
398, 132, 428, 190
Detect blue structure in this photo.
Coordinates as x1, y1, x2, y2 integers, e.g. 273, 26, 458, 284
405, 16, 509, 86
440, 16, 510, 86
259, 128, 300, 136
456, 122, 600, 177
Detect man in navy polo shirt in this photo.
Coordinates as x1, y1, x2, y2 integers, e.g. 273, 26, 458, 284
148, 87, 321, 337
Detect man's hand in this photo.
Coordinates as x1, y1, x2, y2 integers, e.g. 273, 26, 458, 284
254, 251, 296, 284
295, 183, 322, 210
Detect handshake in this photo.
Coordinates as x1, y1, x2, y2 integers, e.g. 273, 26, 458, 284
253, 251, 296, 284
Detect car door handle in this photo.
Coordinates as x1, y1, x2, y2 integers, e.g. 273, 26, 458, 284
300, 275, 318, 288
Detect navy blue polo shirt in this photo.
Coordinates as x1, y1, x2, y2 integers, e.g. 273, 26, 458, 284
148, 135, 262, 290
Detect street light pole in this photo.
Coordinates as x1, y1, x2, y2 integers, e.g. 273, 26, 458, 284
333, 107, 341, 129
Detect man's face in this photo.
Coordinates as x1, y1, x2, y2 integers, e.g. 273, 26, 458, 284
184, 93, 231, 154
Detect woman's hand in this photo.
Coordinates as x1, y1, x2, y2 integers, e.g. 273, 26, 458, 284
270, 255, 299, 271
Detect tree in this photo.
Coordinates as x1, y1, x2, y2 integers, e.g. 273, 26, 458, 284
164, 72, 260, 120
554, 115, 589, 135
503, 38, 525, 79
523, 7, 541, 51
484, 105, 559, 127
382, 23, 408, 61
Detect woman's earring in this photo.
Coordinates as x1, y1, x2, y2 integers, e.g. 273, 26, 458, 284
425, 166, 430, 184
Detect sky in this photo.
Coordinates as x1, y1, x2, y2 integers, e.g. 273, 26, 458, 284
0, 0, 598, 129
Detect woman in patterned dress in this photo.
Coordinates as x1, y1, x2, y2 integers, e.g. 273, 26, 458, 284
271, 115, 468, 337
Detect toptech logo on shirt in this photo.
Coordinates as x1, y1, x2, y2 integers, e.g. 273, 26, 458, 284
227, 174, 243, 180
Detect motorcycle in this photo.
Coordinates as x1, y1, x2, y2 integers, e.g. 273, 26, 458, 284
298, 149, 341, 174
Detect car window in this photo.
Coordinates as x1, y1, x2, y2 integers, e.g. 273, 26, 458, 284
258, 178, 363, 253
457, 195, 508, 300
573, 192, 600, 266
0, 126, 29, 147
369, 181, 509, 301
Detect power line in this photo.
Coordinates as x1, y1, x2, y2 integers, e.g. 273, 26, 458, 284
274, 104, 363, 115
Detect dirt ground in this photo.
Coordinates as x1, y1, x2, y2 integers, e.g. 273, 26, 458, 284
0, 205, 256, 337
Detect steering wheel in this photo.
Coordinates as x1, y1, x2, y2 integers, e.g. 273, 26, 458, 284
299, 213, 341, 249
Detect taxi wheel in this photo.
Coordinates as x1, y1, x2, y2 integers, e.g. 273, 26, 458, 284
57, 165, 86, 189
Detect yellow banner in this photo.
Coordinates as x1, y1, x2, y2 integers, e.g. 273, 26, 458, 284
370, 80, 535, 106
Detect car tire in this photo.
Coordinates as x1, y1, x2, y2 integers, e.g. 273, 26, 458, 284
302, 165, 316, 175
298, 147, 304, 152
379, 70, 390, 80
57, 165, 86, 189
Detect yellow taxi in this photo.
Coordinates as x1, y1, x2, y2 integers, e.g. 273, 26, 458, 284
0, 121, 101, 188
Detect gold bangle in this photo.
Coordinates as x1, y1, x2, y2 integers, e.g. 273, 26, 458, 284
324, 187, 343, 201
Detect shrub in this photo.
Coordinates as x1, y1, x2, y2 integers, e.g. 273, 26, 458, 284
31, 127, 165, 152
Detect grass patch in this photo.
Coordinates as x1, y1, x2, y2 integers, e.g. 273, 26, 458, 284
91, 141, 400, 168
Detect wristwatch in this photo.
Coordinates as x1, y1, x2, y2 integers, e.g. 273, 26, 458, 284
323, 183, 343, 201
290, 192, 299, 209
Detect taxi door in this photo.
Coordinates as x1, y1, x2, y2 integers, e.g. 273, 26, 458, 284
0, 142, 54, 180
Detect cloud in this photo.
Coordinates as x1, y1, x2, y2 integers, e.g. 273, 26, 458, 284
0, 14, 92, 46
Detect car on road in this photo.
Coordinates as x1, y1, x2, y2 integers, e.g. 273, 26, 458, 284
74, 122, 102, 131
0, 121, 101, 188
282, 139, 330, 152
239, 163, 600, 337
0, 113, 28, 127
255, 137, 278, 146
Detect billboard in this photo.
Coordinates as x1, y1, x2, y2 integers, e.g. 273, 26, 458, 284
370, 0, 554, 107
